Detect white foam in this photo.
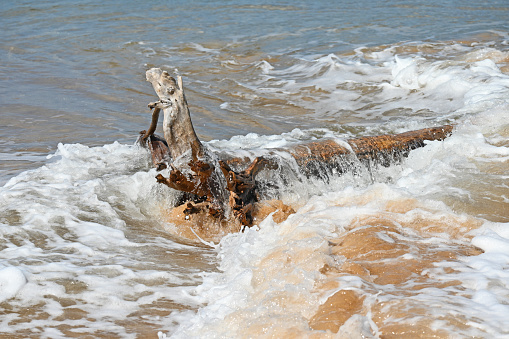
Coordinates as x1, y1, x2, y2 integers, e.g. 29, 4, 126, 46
235, 39, 509, 135
165, 183, 509, 337
0, 142, 217, 336
0, 266, 27, 303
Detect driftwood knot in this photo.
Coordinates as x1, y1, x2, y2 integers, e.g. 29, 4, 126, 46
148, 100, 172, 110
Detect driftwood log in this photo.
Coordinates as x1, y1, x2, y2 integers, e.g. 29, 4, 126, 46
139, 68, 453, 227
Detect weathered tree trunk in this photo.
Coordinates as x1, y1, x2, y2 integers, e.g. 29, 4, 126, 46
139, 68, 453, 227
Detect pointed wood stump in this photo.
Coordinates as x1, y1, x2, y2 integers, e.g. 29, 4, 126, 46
138, 68, 453, 227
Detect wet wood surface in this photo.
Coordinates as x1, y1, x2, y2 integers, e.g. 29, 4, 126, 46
139, 68, 453, 227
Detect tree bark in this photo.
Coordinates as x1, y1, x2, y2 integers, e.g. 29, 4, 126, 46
139, 68, 453, 227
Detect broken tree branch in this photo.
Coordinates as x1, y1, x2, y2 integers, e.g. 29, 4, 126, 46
145, 68, 206, 160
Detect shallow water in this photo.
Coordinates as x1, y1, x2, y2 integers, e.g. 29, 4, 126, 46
1, 1, 509, 338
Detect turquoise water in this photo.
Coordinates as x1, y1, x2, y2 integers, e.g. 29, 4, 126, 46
1, 1, 509, 338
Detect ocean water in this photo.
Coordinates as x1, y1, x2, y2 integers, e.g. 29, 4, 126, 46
1, 0, 509, 338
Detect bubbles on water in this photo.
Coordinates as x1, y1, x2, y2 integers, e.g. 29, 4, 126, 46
0, 142, 219, 337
